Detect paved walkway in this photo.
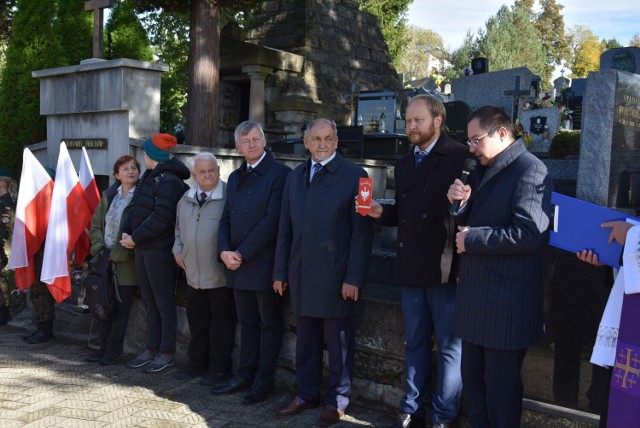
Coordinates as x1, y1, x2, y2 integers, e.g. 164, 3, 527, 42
0, 313, 597, 428
0, 321, 397, 428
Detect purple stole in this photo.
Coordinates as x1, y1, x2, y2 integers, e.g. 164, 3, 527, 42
608, 292, 640, 427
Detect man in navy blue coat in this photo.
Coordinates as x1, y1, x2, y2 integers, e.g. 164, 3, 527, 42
448, 105, 553, 428
213, 121, 291, 404
273, 118, 374, 427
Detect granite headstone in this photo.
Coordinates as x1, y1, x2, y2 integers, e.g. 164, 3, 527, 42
577, 69, 640, 214
600, 47, 640, 75
452, 67, 539, 120
444, 100, 472, 144
520, 107, 561, 154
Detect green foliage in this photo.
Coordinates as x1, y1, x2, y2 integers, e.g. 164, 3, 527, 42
54, 0, 92, 64
355, 0, 410, 67
602, 38, 622, 50
140, 9, 189, 132
0, 0, 67, 174
550, 130, 580, 159
105, 0, 152, 60
398, 26, 445, 80
476, 6, 547, 78
0, 0, 17, 42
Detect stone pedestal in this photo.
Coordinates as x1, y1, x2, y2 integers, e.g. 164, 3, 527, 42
31, 58, 168, 177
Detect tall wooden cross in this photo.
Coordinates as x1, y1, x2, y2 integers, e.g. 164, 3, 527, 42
503, 75, 531, 120
85, 0, 114, 59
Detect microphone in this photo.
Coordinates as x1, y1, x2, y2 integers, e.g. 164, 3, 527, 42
450, 158, 477, 213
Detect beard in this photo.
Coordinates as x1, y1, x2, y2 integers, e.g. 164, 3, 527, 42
409, 123, 437, 148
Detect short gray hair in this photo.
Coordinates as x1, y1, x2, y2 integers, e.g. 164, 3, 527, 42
189, 152, 218, 172
234, 120, 265, 145
304, 118, 337, 139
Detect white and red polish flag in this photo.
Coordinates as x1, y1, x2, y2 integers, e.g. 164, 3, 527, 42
8, 148, 54, 290
72, 146, 101, 266
40, 143, 92, 303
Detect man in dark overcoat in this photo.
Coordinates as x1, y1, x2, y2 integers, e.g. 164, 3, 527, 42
273, 118, 374, 427
447, 105, 553, 428
366, 95, 468, 428
213, 121, 291, 404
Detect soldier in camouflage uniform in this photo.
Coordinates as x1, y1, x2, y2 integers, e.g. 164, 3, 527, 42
22, 248, 56, 343
22, 165, 57, 344
0, 168, 16, 326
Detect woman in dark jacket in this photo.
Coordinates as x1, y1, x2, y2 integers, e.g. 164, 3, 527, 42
86, 155, 140, 365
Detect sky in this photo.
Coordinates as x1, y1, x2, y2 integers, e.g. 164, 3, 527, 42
406, 0, 639, 52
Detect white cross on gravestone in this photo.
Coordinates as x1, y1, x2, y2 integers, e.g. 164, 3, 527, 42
85, 0, 114, 59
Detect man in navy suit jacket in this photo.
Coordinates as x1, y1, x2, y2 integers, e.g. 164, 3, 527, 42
213, 121, 291, 404
448, 105, 553, 428
273, 118, 374, 427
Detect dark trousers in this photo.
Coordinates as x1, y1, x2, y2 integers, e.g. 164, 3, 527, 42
186, 286, 236, 373
234, 288, 283, 383
461, 340, 527, 428
296, 315, 357, 411
100, 285, 135, 355
136, 248, 177, 355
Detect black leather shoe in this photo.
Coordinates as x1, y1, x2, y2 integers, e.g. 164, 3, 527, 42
242, 379, 274, 405
86, 351, 105, 363
388, 413, 426, 428
99, 351, 122, 365
199, 371, 231, 386
210, 376, 253, 395
174, 366, 206, 380
25, 330, 53, 344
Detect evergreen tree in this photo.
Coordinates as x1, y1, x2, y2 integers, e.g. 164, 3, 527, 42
54, 0, 92, 65
476, 6, 546, 79
0, 0, 63, 173
105, 0, 152, 60
602, 38, 622, 50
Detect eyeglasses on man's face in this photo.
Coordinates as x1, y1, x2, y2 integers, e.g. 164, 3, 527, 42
467, 128, 497, 147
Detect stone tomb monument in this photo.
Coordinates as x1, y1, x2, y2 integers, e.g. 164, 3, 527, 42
577, 69, 640, 213
357, 90, 399, 133
31, 59, 168, 180
452, 66, 540, 120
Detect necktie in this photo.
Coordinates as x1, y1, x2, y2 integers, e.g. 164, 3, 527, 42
247, 165, 253, 173
199, 192, 207, 206
415, 151, 427, 167
310, 162, 323, 182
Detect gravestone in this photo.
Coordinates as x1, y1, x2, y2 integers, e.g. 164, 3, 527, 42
600, 47, 640, 74
452, 67, 539, 119
357, 90, 398, 133
554, 75, 571, 97
565, 78, 587, 130
577, 69, 640, 214
520, 107, 561, 154
444, 100, 472, 144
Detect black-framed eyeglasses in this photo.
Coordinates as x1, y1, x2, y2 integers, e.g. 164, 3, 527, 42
467, 128, 497, 147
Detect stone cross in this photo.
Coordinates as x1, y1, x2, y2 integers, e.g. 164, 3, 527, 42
503, 75, 531, 120
85, 0, 114, 59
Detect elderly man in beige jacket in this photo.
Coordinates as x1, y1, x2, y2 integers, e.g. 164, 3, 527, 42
173, 152, 236, 384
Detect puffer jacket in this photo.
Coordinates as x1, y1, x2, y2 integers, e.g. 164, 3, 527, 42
173, 182, 227, 289
128, 158, 189, 250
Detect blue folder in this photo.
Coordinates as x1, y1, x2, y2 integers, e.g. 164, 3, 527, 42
549, 192, 637, 268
